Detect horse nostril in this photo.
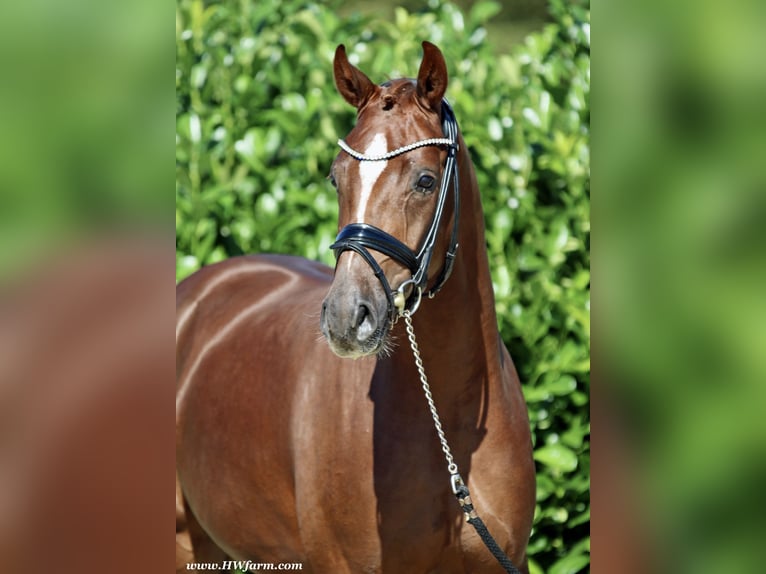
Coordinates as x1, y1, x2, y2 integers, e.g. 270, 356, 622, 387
356, 303, 371, 328
354, 302, 378, 342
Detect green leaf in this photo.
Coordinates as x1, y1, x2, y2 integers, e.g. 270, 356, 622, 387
548, 551, 590, 574
542, 374, 578, 395
533, 443, 578, 473
469, 1, 502, 27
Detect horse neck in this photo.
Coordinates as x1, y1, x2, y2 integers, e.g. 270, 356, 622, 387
392, 138, 504, 399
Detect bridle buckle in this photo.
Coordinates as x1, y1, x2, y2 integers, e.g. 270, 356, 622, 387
394, 279, 422, 318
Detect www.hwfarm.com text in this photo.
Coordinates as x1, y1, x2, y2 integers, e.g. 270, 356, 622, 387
186, 561, 303, 571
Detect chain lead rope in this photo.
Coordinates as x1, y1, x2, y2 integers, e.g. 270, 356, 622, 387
402, 310, 459, 478
400, 308, 521, 574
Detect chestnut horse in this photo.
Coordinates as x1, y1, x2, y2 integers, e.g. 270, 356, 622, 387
176, 42, 535, 573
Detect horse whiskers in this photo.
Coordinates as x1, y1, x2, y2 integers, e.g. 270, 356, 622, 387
375, 330, 399, 358
306, 310, 327, 344
302, 309, 323, 321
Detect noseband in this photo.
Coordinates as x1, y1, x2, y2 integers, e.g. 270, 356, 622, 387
330, 99, 461, 324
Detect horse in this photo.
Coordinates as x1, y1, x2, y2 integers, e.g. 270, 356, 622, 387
176, 42, 536, 573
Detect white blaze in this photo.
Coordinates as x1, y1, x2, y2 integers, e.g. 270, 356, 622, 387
354, 133, 388, 222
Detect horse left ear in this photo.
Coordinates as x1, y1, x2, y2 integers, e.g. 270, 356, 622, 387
416, 42, 448, 111
334, 44, 377, 110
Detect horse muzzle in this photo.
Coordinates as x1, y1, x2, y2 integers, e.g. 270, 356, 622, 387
320, 270, 391, 358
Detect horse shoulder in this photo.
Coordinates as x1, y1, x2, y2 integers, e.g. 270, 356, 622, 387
176, 254, 336, 563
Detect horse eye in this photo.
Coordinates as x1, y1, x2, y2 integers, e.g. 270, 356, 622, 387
327, 173, 337, 189
415, 174, 436, 192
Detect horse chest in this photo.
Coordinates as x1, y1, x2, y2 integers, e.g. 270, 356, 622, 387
290, 373, 501, 573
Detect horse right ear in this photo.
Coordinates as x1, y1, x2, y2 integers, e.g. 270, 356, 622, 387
334, 45, 377, 109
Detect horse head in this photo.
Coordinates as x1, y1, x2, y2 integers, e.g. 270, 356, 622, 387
320, 42, 460, 358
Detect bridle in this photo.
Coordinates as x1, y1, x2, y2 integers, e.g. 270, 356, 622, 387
330, 99, 461, 324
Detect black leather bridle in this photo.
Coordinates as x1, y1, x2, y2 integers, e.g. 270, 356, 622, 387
330, 99, 461, 324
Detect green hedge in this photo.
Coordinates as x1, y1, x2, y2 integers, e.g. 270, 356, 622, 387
176, 0, 590, 572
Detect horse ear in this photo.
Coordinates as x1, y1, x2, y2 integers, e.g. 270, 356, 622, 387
334, 44, 377, 109
416, 41, 448, 111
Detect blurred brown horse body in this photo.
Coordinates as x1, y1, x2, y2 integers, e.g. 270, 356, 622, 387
176, 43, 535, 573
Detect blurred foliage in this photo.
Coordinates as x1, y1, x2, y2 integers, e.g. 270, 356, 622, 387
0, 0, 170, 281
176, 0, 590, 571
598, 0, 766, 572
